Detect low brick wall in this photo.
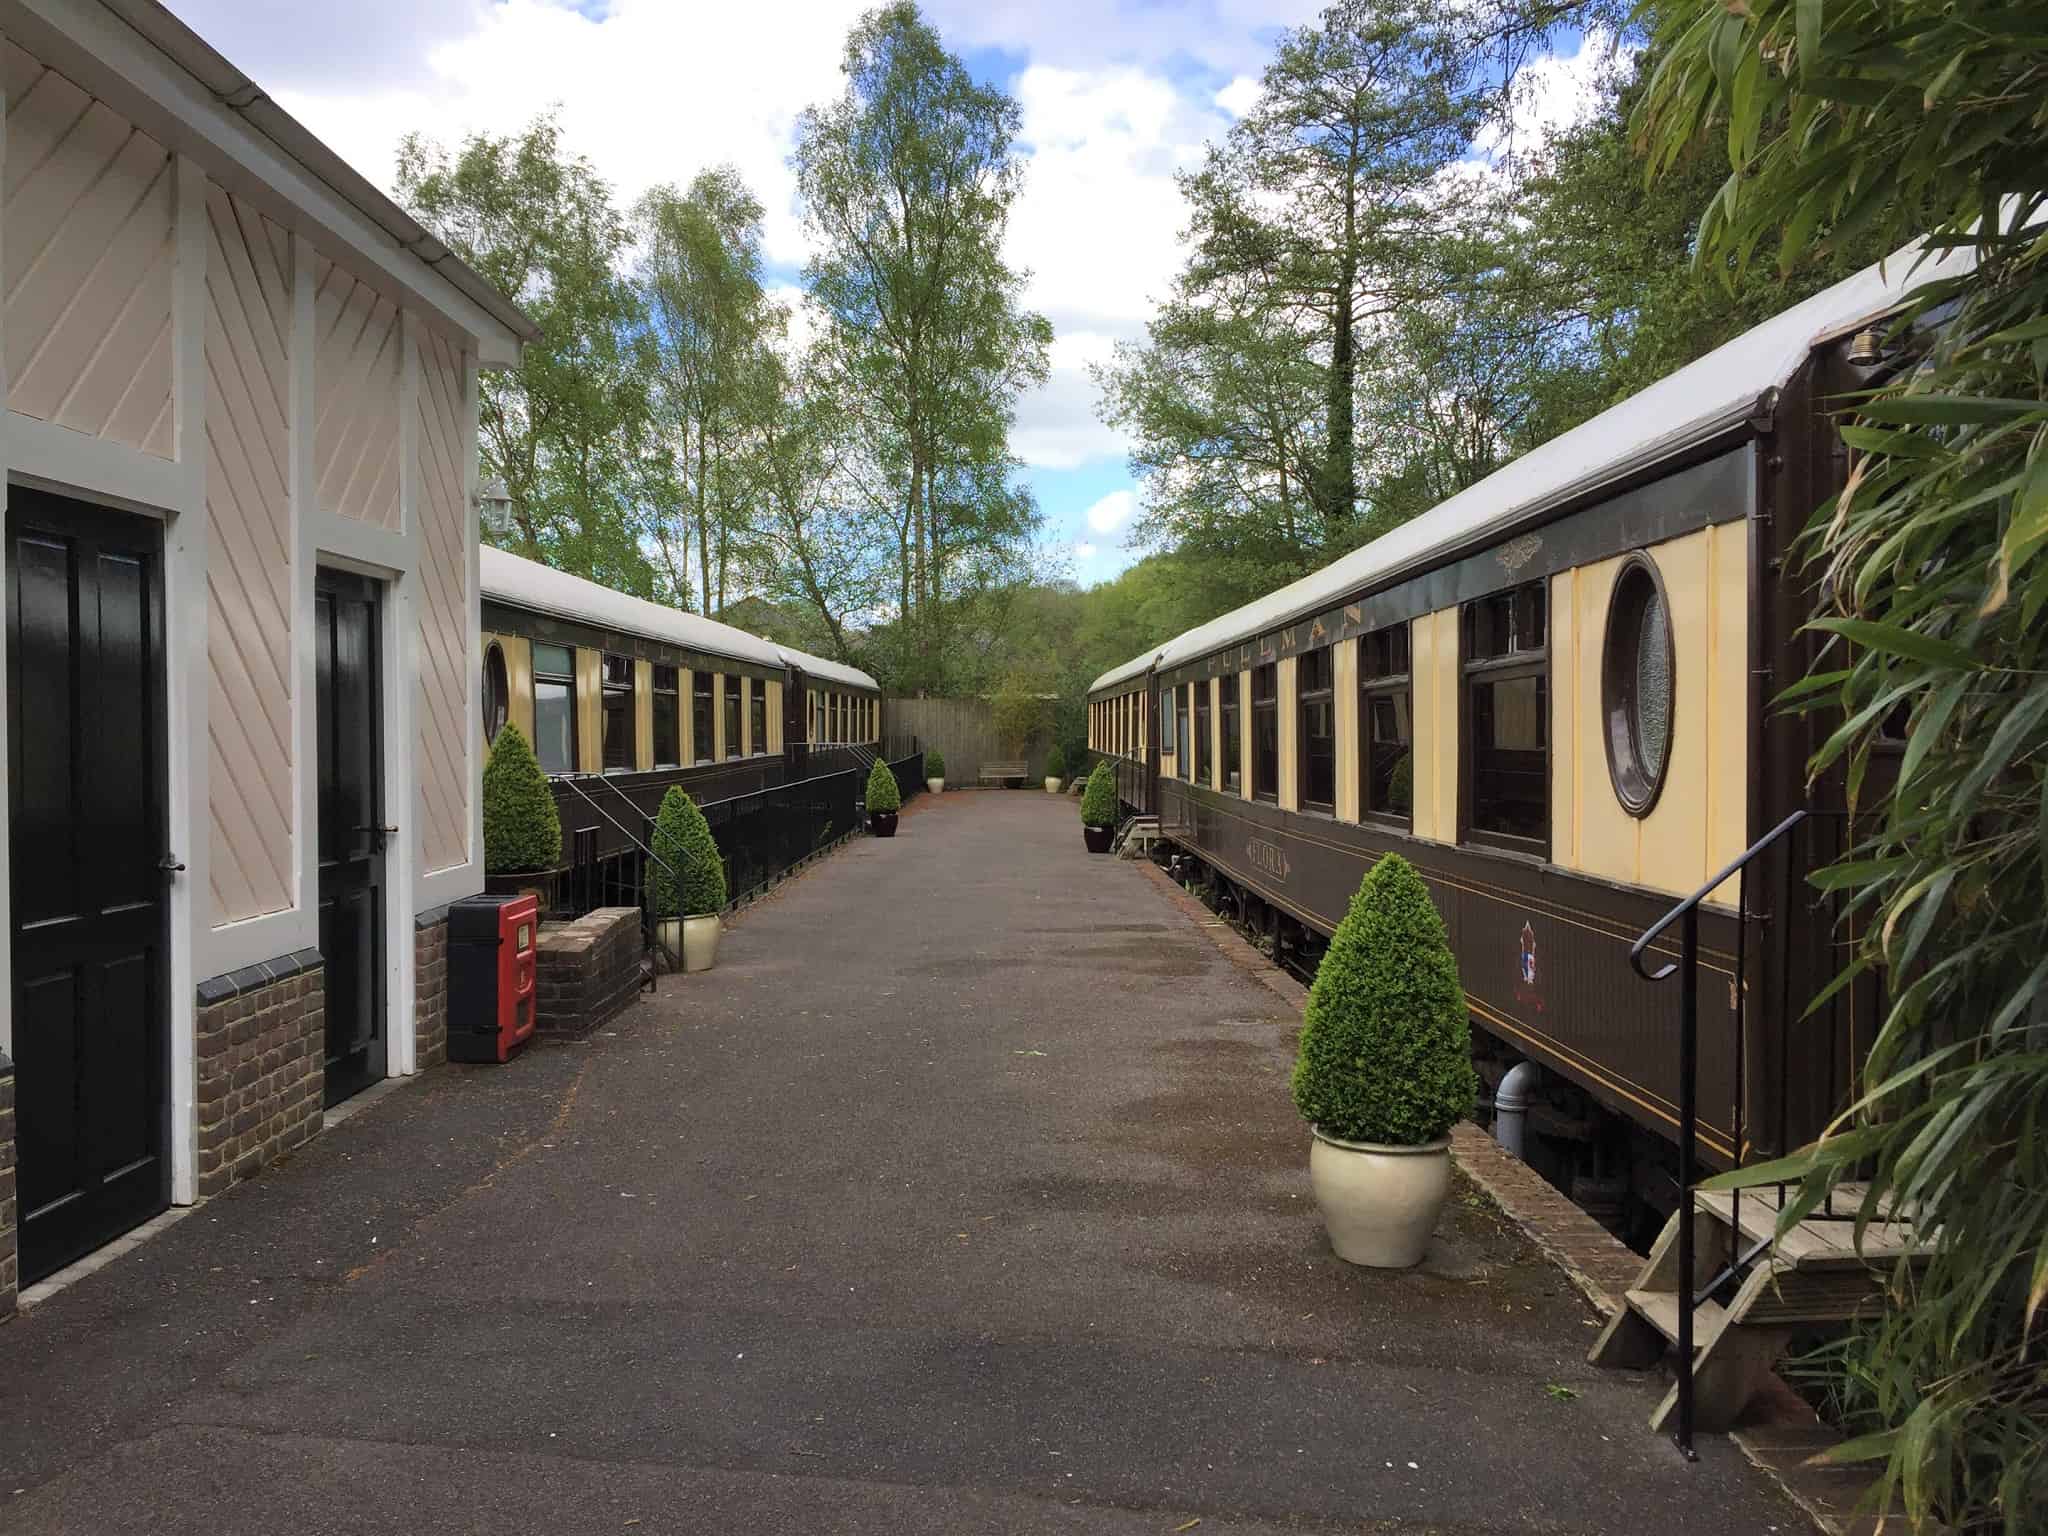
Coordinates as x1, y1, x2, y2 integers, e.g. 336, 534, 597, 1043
193, 953, 325, 1199
1, 1052, 16, 1320
536, 907, 642, 1040
415, 907, 450, 1070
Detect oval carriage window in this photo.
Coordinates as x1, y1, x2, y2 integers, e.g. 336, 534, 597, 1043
482, 642, 510, 745
1602, 555, 1674, 817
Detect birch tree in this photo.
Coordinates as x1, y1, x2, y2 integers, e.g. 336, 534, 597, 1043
794, 1, 1050, 694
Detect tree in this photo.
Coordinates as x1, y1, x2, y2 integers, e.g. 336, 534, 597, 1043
739, 341, 896, 661
989, 666, 1053, 755
1640, 1, 2048, 1527
397, 114, 653, 589
635, 168, 783, 616
1096, 291, 1336, 583
1175, 0, 1483, 538
794, 2, 1051, 695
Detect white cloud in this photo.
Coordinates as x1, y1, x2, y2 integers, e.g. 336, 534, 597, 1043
259, 0, 852, 268
1075, 541, 1099, 560
1476, 28, 1631, 159
1215, 75, 1262, 118
1085, 489, 1137, 534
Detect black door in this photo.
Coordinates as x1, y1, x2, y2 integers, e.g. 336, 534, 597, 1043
8, 491, 169, 1284
315, 570, 386, 1106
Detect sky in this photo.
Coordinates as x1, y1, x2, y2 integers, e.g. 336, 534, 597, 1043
166, 0, 1613, 588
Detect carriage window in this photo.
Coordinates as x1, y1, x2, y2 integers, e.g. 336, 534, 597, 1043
1463, 582, 1548, 853
1299, 647, 1335, 812
482, 642, 510, 746
1220, 673, 1241, 794
1176, 685, 1192, 766
653, 666, 680, 767
725, 679, 742, 759
1194, 681, 1212, 786
693, 671, 714, 763
532, 642, 575, 775
1604, 556, 1674, 815
750, 682, 768, 755
1162, 686, 1179, 774
1361, 623, 1412, 826
601, 654, 635, 772
1251, 663, 1278, 801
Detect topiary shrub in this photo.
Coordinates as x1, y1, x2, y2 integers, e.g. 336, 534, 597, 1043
865, 757, 901, 813
483, 722, 561, 875
650, 786, 726, 918
1291, 852, 1475, 1146
925, 748, 946, 780
1044, 743, 1067, 780
1080, 761, 1117, 828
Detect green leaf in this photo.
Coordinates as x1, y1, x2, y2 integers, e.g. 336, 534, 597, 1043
1795, 0, 1823, 72
1857, 394, 2046, 425
1806, 617, 1981, 670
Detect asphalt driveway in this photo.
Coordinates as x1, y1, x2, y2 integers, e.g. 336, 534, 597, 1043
0, 790, 1800, 1534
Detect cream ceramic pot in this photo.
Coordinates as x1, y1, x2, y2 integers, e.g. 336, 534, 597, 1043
682, 913, 720, 973
927, 778, 944, 794
1044, 776, 1062, 793
1307, 1128, 1451, 1268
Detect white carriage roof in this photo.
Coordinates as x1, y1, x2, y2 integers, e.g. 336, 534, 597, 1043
481, 546, 788, 669
1121, 238, 1967, 679
1091, 648, 1164, 693
774, 644, 881, 693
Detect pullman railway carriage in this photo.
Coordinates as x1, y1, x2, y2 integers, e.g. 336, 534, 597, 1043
1089, 243, 1963, 1238
480, 547, 888, 908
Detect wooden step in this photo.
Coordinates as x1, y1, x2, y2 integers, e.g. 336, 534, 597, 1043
1693, 1188, 1925, 1265
1626, 1288, 1730, 1356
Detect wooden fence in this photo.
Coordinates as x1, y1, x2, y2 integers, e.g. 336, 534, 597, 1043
884, 696, 1058, 785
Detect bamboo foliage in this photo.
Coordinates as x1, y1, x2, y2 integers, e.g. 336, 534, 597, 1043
1639, 2, 2047, 1528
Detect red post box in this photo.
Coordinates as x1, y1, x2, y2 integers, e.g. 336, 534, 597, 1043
447, 893, 537, 1063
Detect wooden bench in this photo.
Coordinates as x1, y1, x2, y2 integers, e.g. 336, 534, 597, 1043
978, 759, 1028, 786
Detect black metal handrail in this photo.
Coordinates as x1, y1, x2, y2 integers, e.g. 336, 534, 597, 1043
558, 774, 683, 976
1628, 807, 1809, 1461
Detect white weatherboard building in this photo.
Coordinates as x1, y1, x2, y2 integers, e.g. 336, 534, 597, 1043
0, 0, 535, 1309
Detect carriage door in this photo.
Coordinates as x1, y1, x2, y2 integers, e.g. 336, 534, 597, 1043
785, 667, 809, 780
7, 491, 169, 1284
315, 570, 387, 1106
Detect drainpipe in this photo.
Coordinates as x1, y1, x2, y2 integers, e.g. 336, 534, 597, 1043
1495, 1060, 1540, 1161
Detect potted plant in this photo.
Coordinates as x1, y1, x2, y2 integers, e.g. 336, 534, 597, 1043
865, 757, 901, 837
1080, 761, 1117, 853
1292, 852, 1475, 1268
650, 785, 727, 973
482, 722, 564, 911
1043, 743, 1066, 794
925, 748, 946, 795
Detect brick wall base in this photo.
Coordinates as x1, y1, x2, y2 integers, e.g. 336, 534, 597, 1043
1, 1053, 16, 1320
415, 910, 449, 1070
536, 907, 642, 1040
194, 953, 325, 1200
